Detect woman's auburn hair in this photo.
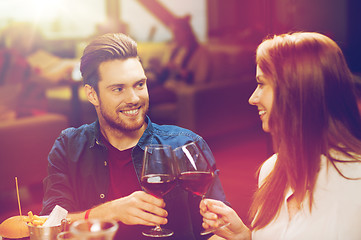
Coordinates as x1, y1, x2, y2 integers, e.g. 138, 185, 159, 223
249, 32, 361, 230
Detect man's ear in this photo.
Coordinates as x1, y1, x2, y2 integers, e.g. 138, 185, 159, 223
84, 84, 99, 106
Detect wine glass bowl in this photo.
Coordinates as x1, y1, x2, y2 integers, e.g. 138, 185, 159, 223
141, 144, 176, 237
178, 171, 214, 197
173, 141, 215, 198
141, 174, 176, 198
173, 141, 229, 235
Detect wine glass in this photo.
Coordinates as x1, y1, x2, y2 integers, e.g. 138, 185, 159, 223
69, 219, 118, 239
173, 141, 229, 235
141, 144, 177, 237
57, 231, 77, 240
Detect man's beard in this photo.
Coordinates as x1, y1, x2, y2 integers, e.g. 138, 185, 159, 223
100, 103, 149, 132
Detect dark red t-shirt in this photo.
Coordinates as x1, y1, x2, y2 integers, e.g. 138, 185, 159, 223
103, 139, 149, 238
103, 140, 141, 201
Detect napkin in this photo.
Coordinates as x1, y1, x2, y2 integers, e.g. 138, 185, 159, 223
42, 205, 68, 227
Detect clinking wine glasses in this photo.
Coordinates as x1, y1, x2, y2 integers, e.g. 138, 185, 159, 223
141, 144, 177, 237
173, 140, 229, 235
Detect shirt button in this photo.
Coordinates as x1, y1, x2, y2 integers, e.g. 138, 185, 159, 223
100, 194, 105, 199
104, 161, 107, 166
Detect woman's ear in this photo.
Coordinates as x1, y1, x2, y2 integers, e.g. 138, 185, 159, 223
84, 84, 99, 107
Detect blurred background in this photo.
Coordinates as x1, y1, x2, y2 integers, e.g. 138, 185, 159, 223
0, 0, 360, 226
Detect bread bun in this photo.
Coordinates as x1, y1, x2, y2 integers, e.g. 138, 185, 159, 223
0, 216, 29, 239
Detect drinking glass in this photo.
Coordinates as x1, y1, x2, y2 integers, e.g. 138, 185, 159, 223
140, 144, 177, 237
69, 219, 118, 240
57, 231, 77, 240
173, 141, 229, 235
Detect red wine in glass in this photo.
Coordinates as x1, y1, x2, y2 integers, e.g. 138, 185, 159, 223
178, 171, 213, 197
141, 173, 176, 198
173, 141, 229, 235
141, 144, 176, 237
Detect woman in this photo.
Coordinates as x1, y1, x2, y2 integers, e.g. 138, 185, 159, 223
201, 32, 361, 240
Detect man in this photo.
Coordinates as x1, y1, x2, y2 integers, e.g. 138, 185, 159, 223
41, 33, 227, 239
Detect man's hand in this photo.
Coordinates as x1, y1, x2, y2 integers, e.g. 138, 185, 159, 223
107, 191, 168, 226
67, 191, 168, 227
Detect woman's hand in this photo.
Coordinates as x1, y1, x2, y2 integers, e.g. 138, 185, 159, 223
200, 199, 251, 240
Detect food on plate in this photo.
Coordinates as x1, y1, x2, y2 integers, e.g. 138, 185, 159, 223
23, 211, 47, 227
0, 211, 48, 239
0, 215, 29, 239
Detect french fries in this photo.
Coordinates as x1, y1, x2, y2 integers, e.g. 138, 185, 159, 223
23, 211, 47, 227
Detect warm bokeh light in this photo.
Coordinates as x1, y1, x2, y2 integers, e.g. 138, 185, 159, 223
0, 0, 206, 42
122, 0, 206, 42
0, 0, 105, 38
9, 0, 64, 21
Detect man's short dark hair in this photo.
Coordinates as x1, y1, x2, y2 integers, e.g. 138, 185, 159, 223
80, 33, 138, 92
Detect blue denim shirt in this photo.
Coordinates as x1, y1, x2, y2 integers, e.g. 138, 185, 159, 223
41, 116, 227, 240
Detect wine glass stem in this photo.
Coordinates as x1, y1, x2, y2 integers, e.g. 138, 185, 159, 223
154, 225, 162, 231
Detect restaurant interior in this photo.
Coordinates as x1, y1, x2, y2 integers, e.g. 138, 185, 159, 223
0, 0, 360, 227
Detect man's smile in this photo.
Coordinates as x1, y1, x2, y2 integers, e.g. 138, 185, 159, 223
120, 107, 141, 116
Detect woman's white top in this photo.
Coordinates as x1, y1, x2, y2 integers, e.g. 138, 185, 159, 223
252, 151, 361, 240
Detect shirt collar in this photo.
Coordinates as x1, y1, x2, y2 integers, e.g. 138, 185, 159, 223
90, 120, 103, 148
137, 115, 154, 151
90, 116, 154, 149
